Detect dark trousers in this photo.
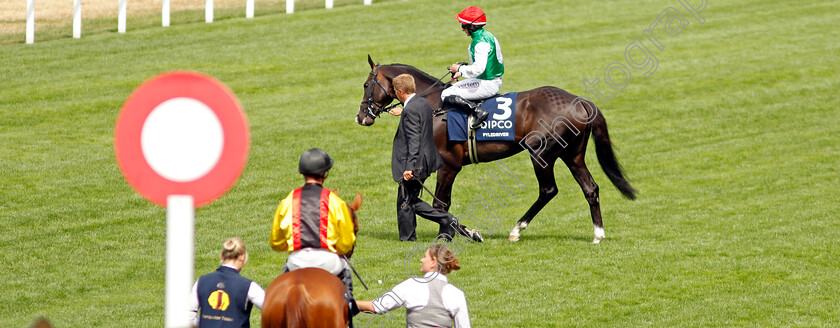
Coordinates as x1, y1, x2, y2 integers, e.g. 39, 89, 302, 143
397, 179, 467, 241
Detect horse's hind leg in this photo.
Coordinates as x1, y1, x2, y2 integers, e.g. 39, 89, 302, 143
508, 157, 558, 242
563, 153, 604, 243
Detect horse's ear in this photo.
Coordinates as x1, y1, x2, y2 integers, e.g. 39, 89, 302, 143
349, 193, 363, 212
367, 54, 375, 70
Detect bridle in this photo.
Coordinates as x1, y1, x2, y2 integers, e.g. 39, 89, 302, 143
360, 65, 400, 119
360, 64, 455, 121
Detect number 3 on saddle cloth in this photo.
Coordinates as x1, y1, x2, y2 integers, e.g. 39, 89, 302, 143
446, 93, 518, 162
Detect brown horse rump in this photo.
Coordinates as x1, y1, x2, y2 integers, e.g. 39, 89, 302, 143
261, 268, 349, 328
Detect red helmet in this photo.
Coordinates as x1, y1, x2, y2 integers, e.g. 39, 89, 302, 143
456, 6, 486, 26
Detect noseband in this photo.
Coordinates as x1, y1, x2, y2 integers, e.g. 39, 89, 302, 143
360, 65, 401, 119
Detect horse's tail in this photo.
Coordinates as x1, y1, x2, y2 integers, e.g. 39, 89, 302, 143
285, 284, 310, 327
590, 105, 637, 200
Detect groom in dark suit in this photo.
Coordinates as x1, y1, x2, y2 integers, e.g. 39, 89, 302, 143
390, 74, 483, 242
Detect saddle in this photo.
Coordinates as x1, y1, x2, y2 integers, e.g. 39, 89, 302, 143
433, 94, 496, 117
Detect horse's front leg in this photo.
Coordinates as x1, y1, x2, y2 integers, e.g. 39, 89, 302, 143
433, 164, 461, 212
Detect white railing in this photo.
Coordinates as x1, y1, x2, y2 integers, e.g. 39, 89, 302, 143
73, 0, 81, 38
26, 0, 34, 44
119, 0, 127, 33
23, 0, 376, 44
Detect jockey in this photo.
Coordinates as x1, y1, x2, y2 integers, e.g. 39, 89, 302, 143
270, 148, 359, 315
443, 6, 505, 130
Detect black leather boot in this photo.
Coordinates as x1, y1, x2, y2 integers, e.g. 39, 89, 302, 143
340, 268, 360, 318
444, 95, 489, 130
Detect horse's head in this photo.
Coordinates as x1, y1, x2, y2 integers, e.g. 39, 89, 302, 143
355, 55, 400, 126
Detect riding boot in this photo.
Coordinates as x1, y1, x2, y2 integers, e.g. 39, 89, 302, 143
340, 268, 360, 317
444, 95, 489, 130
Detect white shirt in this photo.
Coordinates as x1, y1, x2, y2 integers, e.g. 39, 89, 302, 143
403, 93, 416, 106
370, 272, 471, 328
187, 264, 266, 326
458, 42, 492, 79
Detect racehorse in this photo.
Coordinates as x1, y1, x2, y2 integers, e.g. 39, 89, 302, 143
355, 56, 636, 243
261, 193, 362, 328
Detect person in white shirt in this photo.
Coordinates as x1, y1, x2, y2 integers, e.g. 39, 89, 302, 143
357, 244, 471, 328
187, 237, 265, 328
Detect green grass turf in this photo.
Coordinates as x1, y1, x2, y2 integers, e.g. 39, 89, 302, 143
1, 0, 838, 326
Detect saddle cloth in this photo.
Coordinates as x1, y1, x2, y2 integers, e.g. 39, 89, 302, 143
447, 92, 518, 142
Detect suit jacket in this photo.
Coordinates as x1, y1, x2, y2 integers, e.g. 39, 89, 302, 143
391, 95, 444, 182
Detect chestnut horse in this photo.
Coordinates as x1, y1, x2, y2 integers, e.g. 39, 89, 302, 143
355, 56, 636, 243
261, 193, 362, 328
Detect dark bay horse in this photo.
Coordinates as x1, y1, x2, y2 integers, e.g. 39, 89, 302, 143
355, 56, 636, 243
261, 193, 362, 328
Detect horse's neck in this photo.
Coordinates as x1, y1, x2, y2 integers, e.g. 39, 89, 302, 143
422, 89, 444, 109
408, 73, 445, 106
384, 65, 445, 107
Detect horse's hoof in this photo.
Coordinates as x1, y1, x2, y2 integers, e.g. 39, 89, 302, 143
592, 236, 603, 244
508, 234, 520, 242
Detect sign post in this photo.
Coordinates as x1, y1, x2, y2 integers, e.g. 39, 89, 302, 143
164, 195, 194, 328
115, 72, 249, 328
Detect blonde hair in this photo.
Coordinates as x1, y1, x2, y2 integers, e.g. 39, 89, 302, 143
429, 244, 460, 275
221, 237, 247, 261
392, 74, 416, 94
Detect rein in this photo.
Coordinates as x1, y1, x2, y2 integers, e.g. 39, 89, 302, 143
416, 70, 453, 98
399, 178, 451, 209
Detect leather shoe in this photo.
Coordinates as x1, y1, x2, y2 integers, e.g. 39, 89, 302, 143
469, 229, 484, 242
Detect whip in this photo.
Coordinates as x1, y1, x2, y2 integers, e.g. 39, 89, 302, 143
342, 255, 369, 290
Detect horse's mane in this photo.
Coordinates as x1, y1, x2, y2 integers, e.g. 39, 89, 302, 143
386, 63, 442, 85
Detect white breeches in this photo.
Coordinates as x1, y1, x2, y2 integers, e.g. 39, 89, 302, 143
440, 77, 502, 101
285, 248, 346, 275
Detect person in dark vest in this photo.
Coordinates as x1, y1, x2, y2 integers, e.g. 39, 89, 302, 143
356, 244, 471, 328
389, 74, 484, 243
188, 237, 265, 328
270, 148, 359, 314
443, 6, 505, 130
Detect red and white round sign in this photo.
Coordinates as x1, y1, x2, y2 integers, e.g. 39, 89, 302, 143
115, 72, 249, 207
